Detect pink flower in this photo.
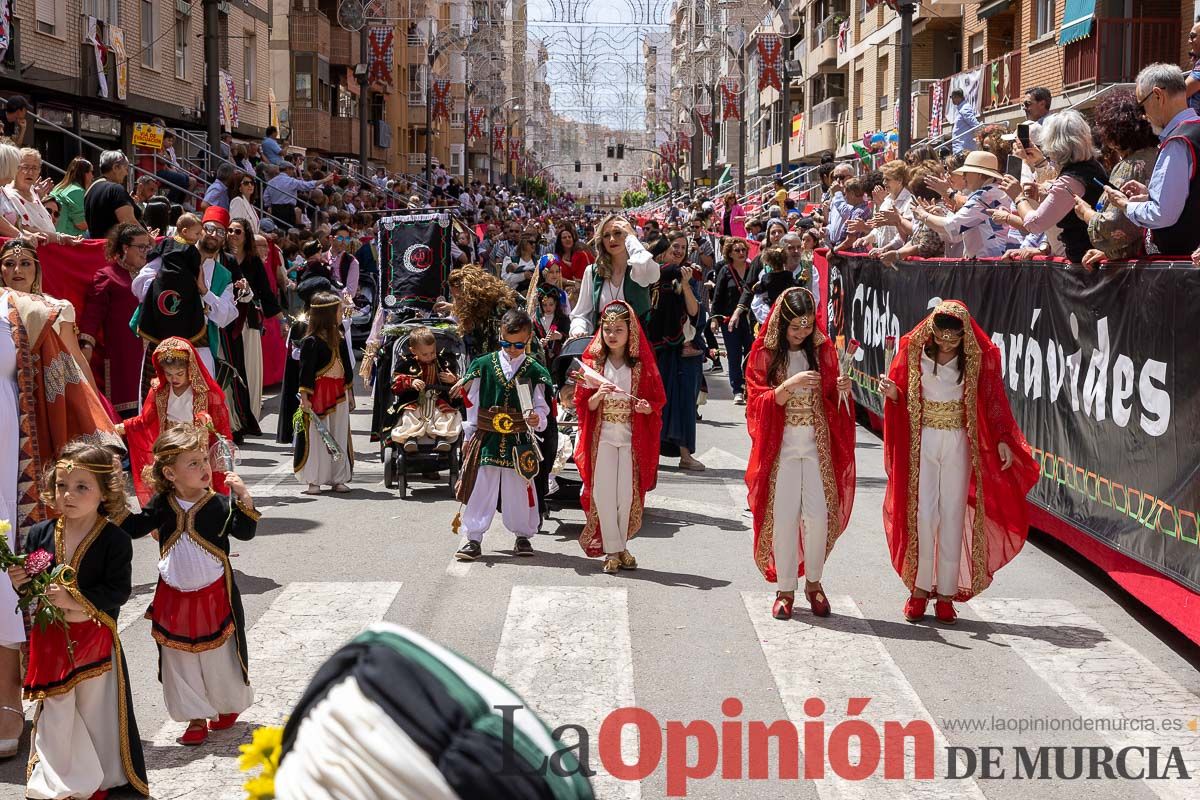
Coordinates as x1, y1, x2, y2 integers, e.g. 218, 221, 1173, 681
24, 549, 53, 577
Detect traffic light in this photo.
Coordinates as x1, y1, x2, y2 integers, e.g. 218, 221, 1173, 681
617, 144, 625, 159
574, 161, 581, 172
595, 163, 602, 172
606, 146, 615, 158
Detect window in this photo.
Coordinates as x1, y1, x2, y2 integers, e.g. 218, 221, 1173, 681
450, 143, 464, 176
336, 86, 356, 117
243, 33, 256, 101
174, 13, 190, 79
968, 32, 984, 68
140, 0, 156, 68
295, 54, 314, 107
408, 64, 428, 106
35, 0, 62, 36
1035, 0, 1054, 39
82, 0, 120, 25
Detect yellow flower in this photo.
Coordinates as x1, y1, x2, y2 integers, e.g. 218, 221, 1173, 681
238, 725, 284, 774
243, 774, 275, 800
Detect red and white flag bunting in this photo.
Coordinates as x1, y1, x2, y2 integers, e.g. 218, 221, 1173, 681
757, 33, 782, 92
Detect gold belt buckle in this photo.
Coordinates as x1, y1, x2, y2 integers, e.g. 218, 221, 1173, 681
492, 411, 515, 433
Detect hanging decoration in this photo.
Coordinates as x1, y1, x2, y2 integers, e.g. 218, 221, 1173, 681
660, 143, 677, 164
492, 124, 506, 155
467, 107, 486, 141
836, 20, 850, 57
720, 78, 740, 121
86, 17, 109, 99
929, 82, 944, 137
218, 69, 240, 131
109, 26, 128, 100
0, 0, 10, 63
367, 27, 395, 88
508, 133, 520, 160
757, 33, 783, 92
696, 106, 713, 137
677, 130, 690, 153
431, 79, 451, 121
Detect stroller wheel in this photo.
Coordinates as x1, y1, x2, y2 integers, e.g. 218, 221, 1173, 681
396, 451, 408, 498
383, 446, 397, 489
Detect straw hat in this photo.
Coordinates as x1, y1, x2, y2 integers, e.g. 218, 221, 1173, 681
953, 151, 1003, 181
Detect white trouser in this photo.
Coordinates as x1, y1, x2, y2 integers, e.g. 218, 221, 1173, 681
243, 323, 263, 419
915, 427, 970, 597
593, 440, 634, 555
771, 425, 828, 592
462, 465, 540, 542
161, 638, 255, 722
27, 667, 124, 798
391, 407, 463, 444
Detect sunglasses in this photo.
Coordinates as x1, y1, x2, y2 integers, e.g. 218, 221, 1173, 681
1135, 89, 1155, 117
335, 235, 352, 242
242, 180, 254, 186
202, 223, 227, 236
499, 339, 527, 350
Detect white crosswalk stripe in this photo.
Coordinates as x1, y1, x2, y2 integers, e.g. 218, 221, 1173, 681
743, 592, 987, 800
145, 581, 401, 799
970, 597, 1200, 798
492, 586, 640, 800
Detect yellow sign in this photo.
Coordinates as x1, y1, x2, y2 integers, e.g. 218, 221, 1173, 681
132, 123, 164, 150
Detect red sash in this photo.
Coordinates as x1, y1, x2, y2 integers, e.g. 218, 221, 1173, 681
150, 576, 234, 653
312, 376, 347, 416
24, 620, 114, 699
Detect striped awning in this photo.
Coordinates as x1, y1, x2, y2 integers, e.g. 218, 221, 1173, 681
1058, 0, 1098, 45
977, 0, 1013, 21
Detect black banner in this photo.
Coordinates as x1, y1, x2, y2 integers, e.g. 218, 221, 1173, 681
823, 255, 1200, 592
379, 213, 452, 307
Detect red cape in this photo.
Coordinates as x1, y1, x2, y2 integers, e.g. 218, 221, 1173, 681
745, 289, 856, 582
574, 302, 666, 557
882, 300, 1040, 600
123, 337, 232, 503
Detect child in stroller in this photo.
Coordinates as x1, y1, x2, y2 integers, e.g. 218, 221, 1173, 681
389, 326, 462, 453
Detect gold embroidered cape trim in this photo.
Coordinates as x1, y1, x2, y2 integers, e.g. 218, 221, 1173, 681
580, 354, 646, 555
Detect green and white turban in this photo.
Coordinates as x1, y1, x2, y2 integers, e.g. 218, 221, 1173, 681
275, 623, 594, 800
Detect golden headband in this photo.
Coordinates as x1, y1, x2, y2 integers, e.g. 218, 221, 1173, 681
155, 345, 190, 361
1, 241, 31, 261
310, 298, 342, 309
56, 459, 116, 475
931, 323, 964, 342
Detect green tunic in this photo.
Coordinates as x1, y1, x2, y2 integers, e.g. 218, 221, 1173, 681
463, 352, 554, 469
590, 267, 651, 323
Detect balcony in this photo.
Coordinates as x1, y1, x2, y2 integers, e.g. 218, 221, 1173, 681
930, 50, 1021, 128
330, 116, 360, 154
290, 107, 331, 152
290, 11, 330, 55
1063, 19, 1180, 88
810, 95, 846, 126
330, 26, 361, 67
808, 15, 844, 72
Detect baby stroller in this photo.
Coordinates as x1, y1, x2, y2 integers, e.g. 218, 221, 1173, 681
379, 320, 469, 498
542, 335, 589, 510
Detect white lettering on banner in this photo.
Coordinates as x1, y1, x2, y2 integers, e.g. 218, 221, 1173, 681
849, 281, 901, 354
990, 313, 1172, 438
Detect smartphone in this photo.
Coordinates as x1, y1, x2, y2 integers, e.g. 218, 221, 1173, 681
1005, 155, 1024, 181
1016, 123, 1031, 149
1091, 176, 1118, 192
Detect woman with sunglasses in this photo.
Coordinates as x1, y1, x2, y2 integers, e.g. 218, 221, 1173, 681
229, 172, 261, 234
710, 237, 755, 405
502, 235, 539, 293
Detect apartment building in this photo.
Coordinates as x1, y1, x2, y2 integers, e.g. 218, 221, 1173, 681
2, 0, 269, 170
464, 0, 507, 182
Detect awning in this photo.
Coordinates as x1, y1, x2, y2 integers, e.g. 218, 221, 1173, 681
977, 0, 1013, 21
1058, 0, 1097, 44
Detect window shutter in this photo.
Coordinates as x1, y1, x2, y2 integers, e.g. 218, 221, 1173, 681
36, 0, 55, 25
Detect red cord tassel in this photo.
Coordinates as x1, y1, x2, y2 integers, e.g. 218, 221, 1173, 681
527, 483, 535, 507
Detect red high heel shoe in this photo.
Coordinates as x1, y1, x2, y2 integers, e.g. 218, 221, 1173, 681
806, 587, 831, 617
772, 593, 794, 620
935, 598, 957, 625
903, 594, 928, 622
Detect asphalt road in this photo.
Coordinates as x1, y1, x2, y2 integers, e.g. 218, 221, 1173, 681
1, 367, 1197, 800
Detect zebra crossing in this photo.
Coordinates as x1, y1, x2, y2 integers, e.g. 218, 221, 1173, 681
127, 581, 1197, 799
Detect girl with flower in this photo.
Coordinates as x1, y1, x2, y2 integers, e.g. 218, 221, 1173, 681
293, 291, 355, 495
744, 288, 857, 620
574, 301, 666, 574
121, 425, 259, 747
9, 439, 148, 799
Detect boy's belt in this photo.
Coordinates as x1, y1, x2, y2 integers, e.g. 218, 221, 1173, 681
478, 406, 529, 434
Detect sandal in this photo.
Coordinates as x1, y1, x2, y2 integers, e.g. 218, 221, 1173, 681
0, 705, 23, 759
332, 483, 351, 493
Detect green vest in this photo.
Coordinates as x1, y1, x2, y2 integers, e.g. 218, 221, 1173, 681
591, 268, 650, 325
464, 352, 554, 469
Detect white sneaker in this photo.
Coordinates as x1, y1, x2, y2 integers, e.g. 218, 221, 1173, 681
733, 392, 745, 405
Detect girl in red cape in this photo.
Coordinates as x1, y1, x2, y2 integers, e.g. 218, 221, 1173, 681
574, 301, 666, 574
119, 337, 232, 503
745, 287, 856, 620
878, 300, 1039, 625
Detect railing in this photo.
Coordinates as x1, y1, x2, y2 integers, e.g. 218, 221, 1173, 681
1063, 18, 1180, 87
811, 95, 846, 126
814, 14, 845, 45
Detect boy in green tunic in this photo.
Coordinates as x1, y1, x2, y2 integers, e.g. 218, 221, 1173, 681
454, 309, 555, 561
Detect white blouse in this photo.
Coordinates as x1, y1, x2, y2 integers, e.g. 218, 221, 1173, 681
166, 387, 195, 425
600, 361, 633, 447
158, 497, 224, 591
920, 352, 965, 402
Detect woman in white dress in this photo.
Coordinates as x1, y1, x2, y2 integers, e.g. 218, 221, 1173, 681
0, 148, 84, 245
228, 172, 261, 234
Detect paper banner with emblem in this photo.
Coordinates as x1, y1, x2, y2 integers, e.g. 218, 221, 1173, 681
836, 20, 850, 56
432, 79, 451, 121
677, 130, 690, 153
367, 27, 395, 88
492, 124, 505, 155
508, 133, 520, 160
929, 81, 943, 137
218, 69, 239, 131
110, 26, 128, 100
0, 0, 10, 63
467, 106, 486, 141
720, 78, 740, 121
757, 33, 782, 92
696, 106, 713, 137
379, 213, 452, 306
85, 17, 109, 98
